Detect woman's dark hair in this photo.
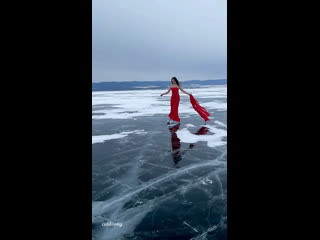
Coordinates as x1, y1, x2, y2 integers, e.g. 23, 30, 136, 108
171, 77, 180, 86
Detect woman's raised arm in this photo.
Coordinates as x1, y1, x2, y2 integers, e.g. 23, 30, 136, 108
179, 86, 191, 95
160, 86, 171, 96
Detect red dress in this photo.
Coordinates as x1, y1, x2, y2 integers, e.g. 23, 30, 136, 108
168, 87, 180, 122
189, 94, 210, 122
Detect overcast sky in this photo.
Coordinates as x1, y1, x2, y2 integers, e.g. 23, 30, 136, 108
92, 0, 227, 82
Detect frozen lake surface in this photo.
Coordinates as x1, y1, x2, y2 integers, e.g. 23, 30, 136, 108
92, 85, 227, 240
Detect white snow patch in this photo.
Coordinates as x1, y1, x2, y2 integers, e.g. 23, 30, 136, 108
214, 121, 227, 128
176, 124, 227, 148
185, 124, 197, 128
92, 130, 146, 144
92, 86, 226, 120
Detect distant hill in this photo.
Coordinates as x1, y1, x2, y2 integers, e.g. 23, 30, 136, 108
92, 79, 227, 91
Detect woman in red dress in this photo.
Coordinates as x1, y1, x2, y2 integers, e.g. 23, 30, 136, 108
160, 77, 191, 124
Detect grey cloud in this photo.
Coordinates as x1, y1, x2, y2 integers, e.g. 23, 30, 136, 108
93, 0, 227, 82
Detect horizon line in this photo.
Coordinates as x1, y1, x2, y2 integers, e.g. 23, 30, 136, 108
93, 78, 227, 83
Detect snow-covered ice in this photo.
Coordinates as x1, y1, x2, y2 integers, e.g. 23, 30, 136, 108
92, 85, 227, 240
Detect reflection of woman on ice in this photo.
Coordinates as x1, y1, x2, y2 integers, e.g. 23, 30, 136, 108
160, 77, 210, 125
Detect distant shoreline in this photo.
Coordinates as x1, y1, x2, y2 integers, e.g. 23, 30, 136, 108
92, 79, 227, 91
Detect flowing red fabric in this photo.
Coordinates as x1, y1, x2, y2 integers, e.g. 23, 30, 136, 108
190, 94, 210, 122
168, 87, 180, 122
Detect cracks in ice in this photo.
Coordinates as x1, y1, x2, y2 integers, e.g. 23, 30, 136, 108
139, 159, 176, 170
183, 221, 199, 233
93, 150, 226, 214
